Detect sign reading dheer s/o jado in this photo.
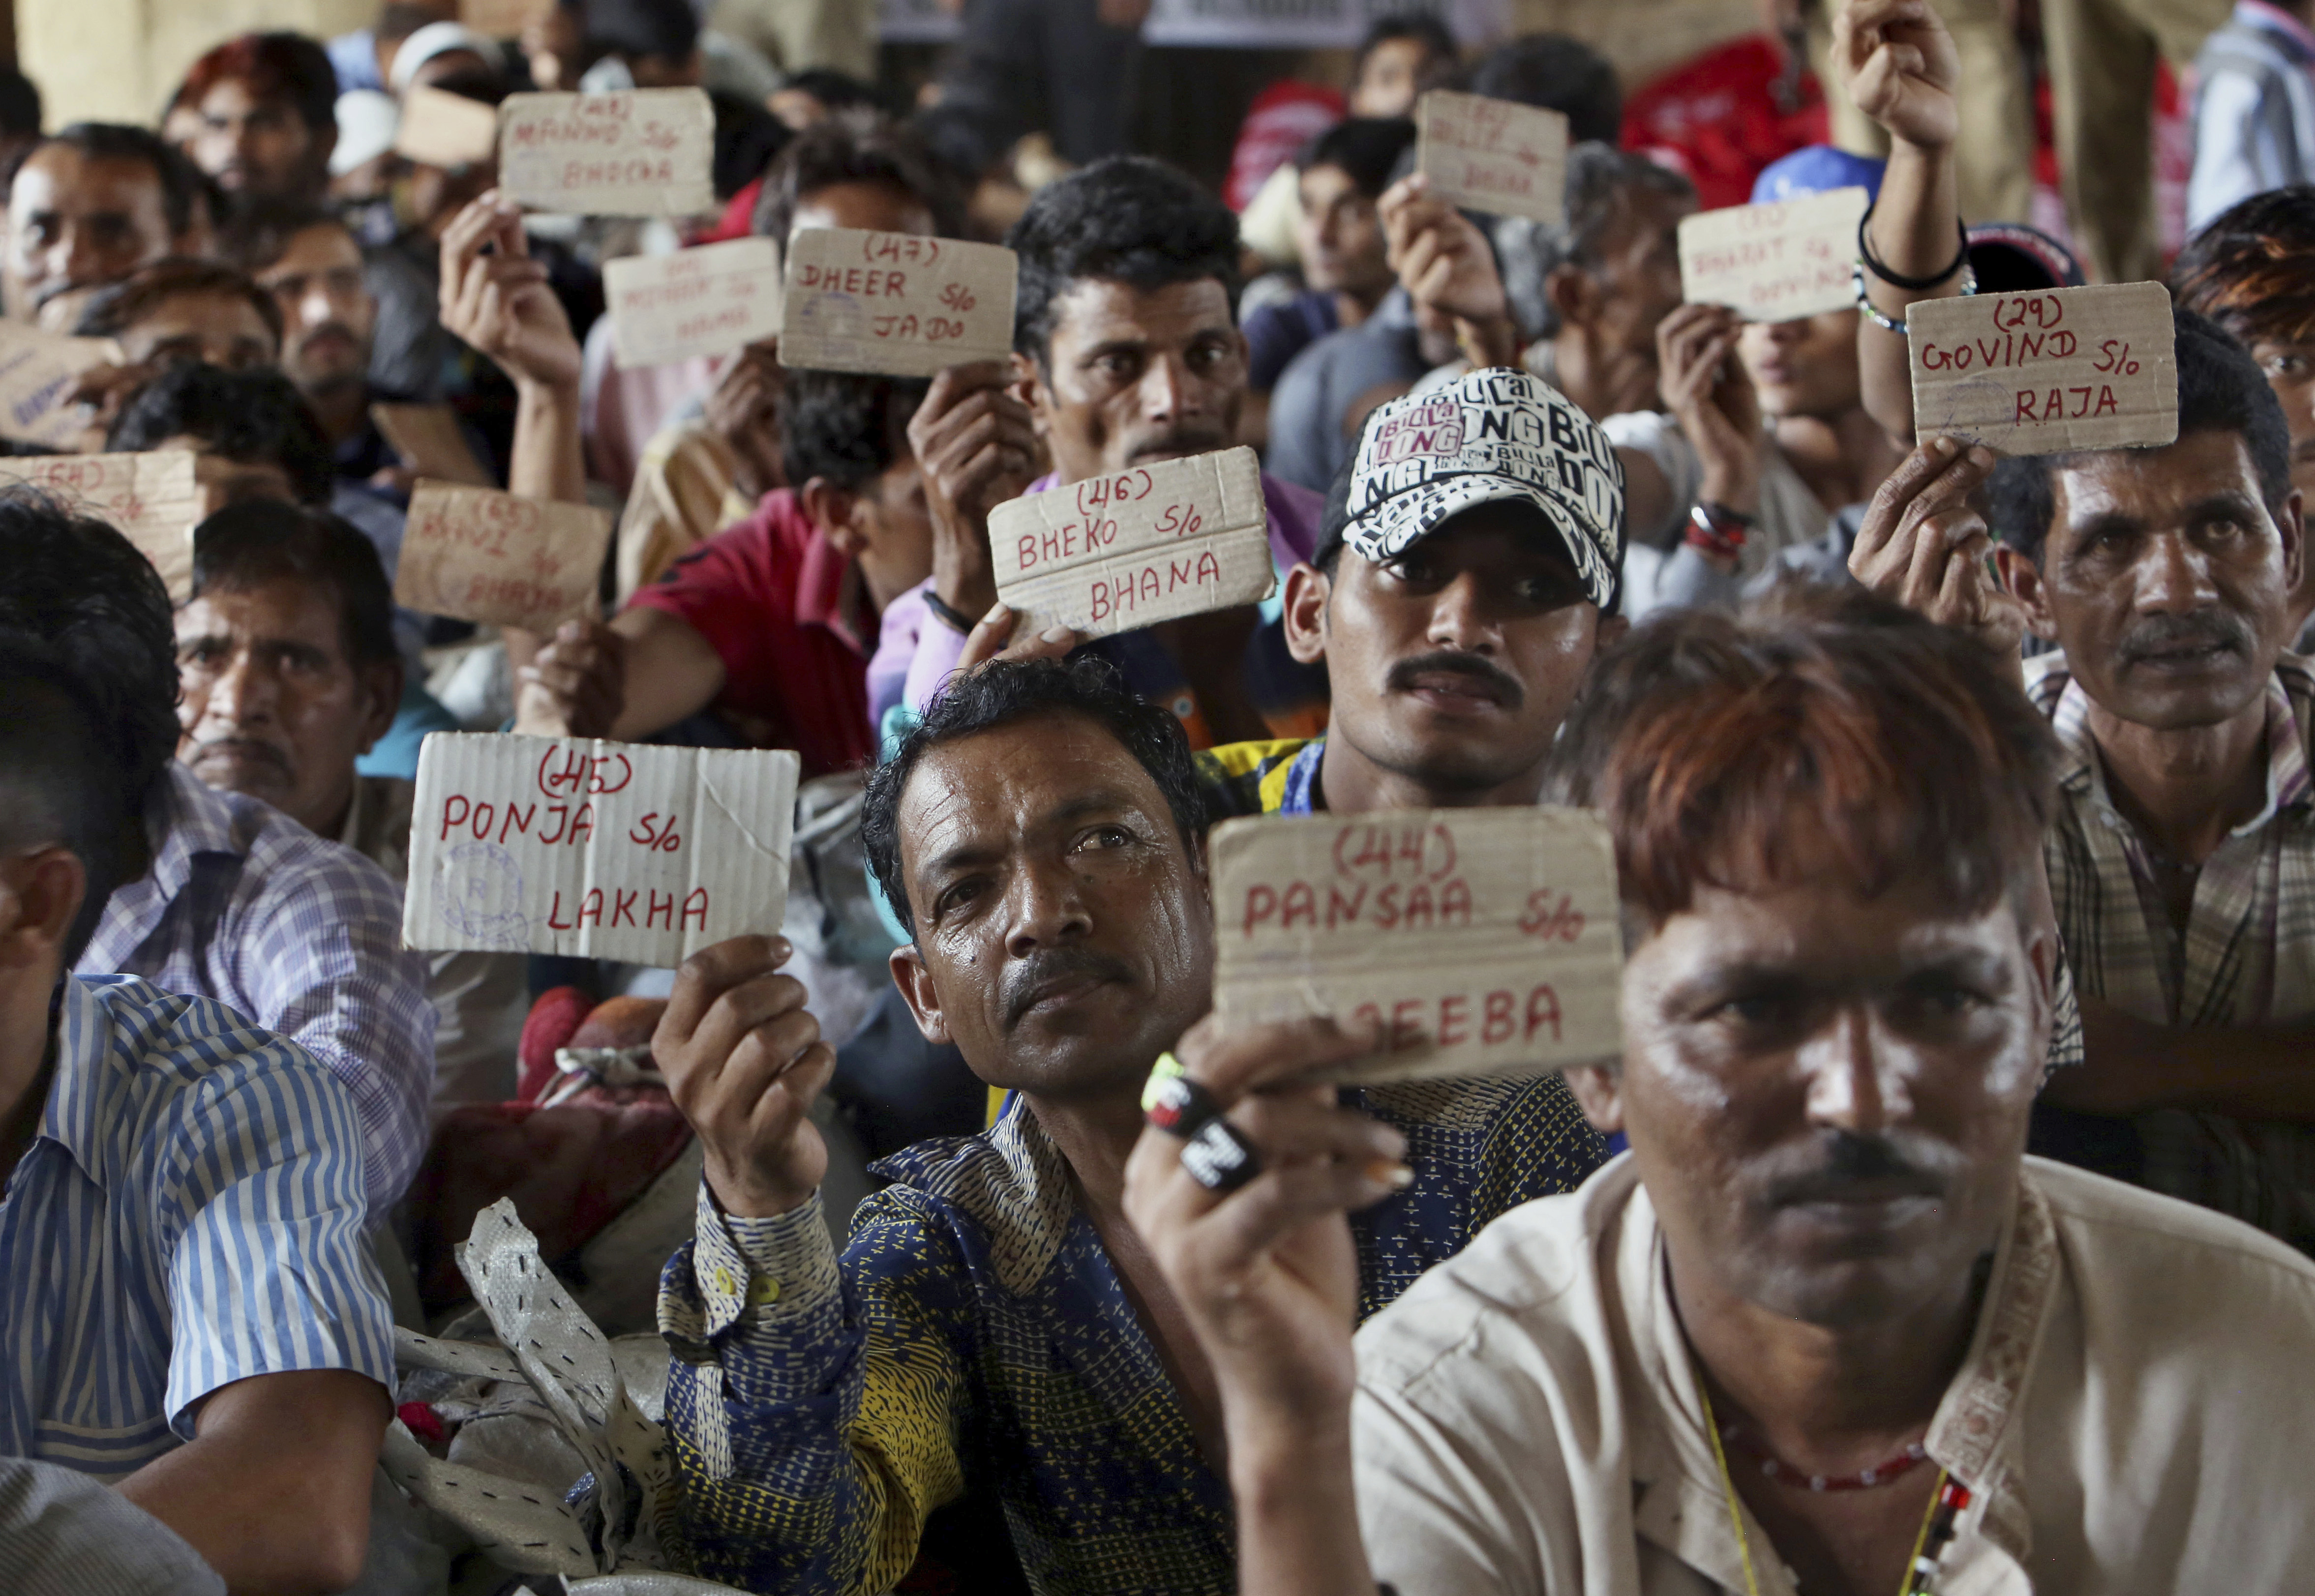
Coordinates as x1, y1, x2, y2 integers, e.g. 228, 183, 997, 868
1678, 186, 1871, 323
779, 229, 1018, 378
497, 89, 717, 216
1209, 807, 1624, 1085
1415, 90, 1569, 225
1907, 280, 2179, 454
393, 480, 616, 633
404, 733, 799, 966
988, 446, 1275, 637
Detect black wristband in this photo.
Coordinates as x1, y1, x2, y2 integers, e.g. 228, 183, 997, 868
923, 588, 979, 635
1857, 205, 1970, 292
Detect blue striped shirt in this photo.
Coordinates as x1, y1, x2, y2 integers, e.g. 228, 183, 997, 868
0, 977, 396, 1478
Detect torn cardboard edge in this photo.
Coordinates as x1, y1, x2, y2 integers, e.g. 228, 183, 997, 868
1907, 279, 2180, 455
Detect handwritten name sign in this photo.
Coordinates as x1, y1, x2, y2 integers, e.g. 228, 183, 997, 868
0, 322, 119, 447
1209, 806, 1624, 1084
370, 402, 495, 487
988, 447, 1274, 636
605, 238, 782, 368
1908, 281, 2179, 454
1679, 186, 1870, 322
394, 480, 615, 632
0, 450, 200, 599
498, 89, 716, 217
395, 82, 502, 169
405, 733, 799, 965
1415, 90, 1569, 225
780, 229, 1017, 377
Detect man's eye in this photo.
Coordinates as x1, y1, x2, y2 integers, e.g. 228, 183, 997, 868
1074, 824, 1135, 853
2261, 352, 2311, 381
1096, 354, 1139, 379
934, 879, 984, 919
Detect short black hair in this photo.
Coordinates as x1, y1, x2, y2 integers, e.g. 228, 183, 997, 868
9, 124, 204, 238
1468, 33, 1621, 146
751, 109, 963, 249
73, 257, 285, 352
2172, 184, 2315, 348
216, 196, 347, 276
1009, 156, 1241, 367
781, 368, 931, 492
1988, 308, 2295, 563
780, 69, 882, 115
0, 491, 181, 964
584, 0, 701, 63
1296, 117, 1417, 200
1503, 143, 1694, 338
0, 68, 42, 139
109, 363, 335, 507
862, 655, 1208, 938
175, 32, 340, 139
191, 501, 400, 671
1353, 14, 1458, 82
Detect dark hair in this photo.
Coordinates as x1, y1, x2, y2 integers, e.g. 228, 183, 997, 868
583, 0, 701, 63
73, 257, 285, 351
174, 32, 339, 137
780, 69, 882, 115
1503, 143, 1694, 338
1548, 585, 2060, 931
711, 89, 792, 201
2172, 185, 2315, 350
781, 368, 932, 491
862, 655, 1208, 938
1352, 14, 1458, 83
1296, 117, 1418, 200
1987, 307, 2294, 563
10, 124, 204, 238
751, 109, 963, 248
215, 196, 347, 276
0, 69, 42, 139
0, 492, 181, 962
1468, 34, 1621, 146
109, 363, 335, 506
1009, 156, 1241, 367
426, 67, 510, 109
190, 501, 399, 671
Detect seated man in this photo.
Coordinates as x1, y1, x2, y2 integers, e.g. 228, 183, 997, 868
649, 656, 1606, 1596
0, 495, 395, 1588
7, 482, 437, 1214
1126, 589, 2315, 1595
2, 124, 201, 324
176, 501, 525, 1104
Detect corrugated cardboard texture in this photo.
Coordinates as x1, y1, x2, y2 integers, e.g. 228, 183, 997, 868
0, 450, 198, 599
1679, 187, 1870, 322
605, 237, 783, 369
498, 89, 717, 217
1416, 91, 1568, 225
1908, 281, 2180, 455
780, 229, 1017, 377
0, 323, 119, 446
395, 83, 501, 169
394, 481, 615, 632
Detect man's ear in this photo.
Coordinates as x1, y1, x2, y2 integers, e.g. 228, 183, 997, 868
889, 942, 952, 1047
799, 475, 866, 556
0, 846, 87, 976
1009, 351, 1050, 441
1282, 560, 1330, 665
1993, 544, 2057, 639
1543, 264, 1593, 333
1563, 1062, 1625, 1134
2278, 487, 2305, 597
1592, 611, 1630, 655
355, 656, 404, 759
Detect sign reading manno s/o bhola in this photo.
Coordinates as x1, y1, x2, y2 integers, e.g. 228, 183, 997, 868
1907, 280, 2179, 455
780, 228, 1018, 378
497, 89, 717, 216
1678, 186, 1870, 323
404, 733, 799, 966
1209, 806, 1624, 1085
988, 446, 1275, 637
1415, 90, 1569, 225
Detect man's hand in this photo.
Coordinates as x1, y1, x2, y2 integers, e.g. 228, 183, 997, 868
906, 362, 1042, 621
1656, 303, 1763, 515
1848, 435, 2027, 655
1832, 0, 1961, 152
440, 191, 583, 392
704, 339, 786, 501
657, 936, 835, 1219
513, 617, 628, 738
956, 602, 1088, 672
1381, 175, 1513, 334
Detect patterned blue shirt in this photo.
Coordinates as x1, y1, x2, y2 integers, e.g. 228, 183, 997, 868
0, 977, 396, 1478
76, 763, 436, 1212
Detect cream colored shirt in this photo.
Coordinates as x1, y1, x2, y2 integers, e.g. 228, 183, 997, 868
1353, 1153, 2315, 1594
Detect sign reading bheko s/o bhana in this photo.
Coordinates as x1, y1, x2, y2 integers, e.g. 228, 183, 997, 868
1209, 807, 1624, 1085
604, 238, 782, 368
0, 322, 119, 447
1907, 281, 2179, 454
1679, 186, 1870, 322
405, 734, 799, 965
988, 447, 1274, 636
497, 89, 716, 216
779, 229, 1018, 377
0, 451, 199, 599
394, 480, 615, 632
1415, 90, 1569, 224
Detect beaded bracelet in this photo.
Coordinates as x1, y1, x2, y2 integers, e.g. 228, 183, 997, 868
1852, 257, 1979, 336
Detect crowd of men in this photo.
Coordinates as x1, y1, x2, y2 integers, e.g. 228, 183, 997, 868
5, 0, 2315, 1590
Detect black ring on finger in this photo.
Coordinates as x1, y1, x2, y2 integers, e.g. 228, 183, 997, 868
1180, 1117, 1261, 1192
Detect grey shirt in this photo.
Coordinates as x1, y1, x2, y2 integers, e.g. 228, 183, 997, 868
0, 1456, 222, 1596
1265, 287, 1431, 495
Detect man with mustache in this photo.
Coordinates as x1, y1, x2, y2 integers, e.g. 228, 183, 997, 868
1124, 589, 2315, 1596
1, 124, 202, 324
647, 656, 1605, 1595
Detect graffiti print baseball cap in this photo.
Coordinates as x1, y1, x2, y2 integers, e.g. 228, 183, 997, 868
1318, 368, 1625, 612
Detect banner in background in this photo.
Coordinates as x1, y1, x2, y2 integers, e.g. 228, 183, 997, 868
880, 0, 1506, 50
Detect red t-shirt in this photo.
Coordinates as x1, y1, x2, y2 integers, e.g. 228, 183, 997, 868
624, 489, 876, 777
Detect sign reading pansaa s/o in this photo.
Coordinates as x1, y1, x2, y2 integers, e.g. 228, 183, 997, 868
0, 451, 200, 599
604, 238, 782, 368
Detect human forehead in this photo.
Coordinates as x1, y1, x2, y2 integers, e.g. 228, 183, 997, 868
2048, 428, 2269, 532
1299, 163, 1365, 207
896, 713, 1177, 871
175, 577, 348, 656
11, 148, 162, 217
260, 223, 364, 280
140, 290, 273, 336
1048, 277, 1235, 356
792, 181, 932, 238
1629, 875, 2025, 992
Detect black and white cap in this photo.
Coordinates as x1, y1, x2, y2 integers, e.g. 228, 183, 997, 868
1320, 368, 1625, 612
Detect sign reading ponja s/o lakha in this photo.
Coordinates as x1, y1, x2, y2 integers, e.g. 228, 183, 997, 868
1907, 281, 2179, 454
1209, 806, 1624, 1085
404, 733, 799, 966
779, 228, 1018, 378
497, 89, 717, 216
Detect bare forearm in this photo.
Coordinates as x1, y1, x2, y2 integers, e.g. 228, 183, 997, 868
1228, 1417, 1376, 1596
2046, 1000, 2315, 1120
509, 377, 588, 507
1860, 139, 1963, 443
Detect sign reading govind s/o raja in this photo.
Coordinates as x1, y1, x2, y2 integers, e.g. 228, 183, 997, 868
988, 446, 1274, 637
1210, 806, 1624, 1084
1415, 90, 1569, 224
1678, 186, 1871, 322
779, 228, 1018, 377
1907, 280, 2179, 454
404, 733, 799, 966
497, 89, 717, 216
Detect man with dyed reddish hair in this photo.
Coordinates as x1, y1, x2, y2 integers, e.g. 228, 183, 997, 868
173, 32, 340, 207
1125, 587, 2315, 1596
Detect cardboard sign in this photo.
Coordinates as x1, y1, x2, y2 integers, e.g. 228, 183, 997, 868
394, 480, 615, 632
1209, 807, 1624, 1084
988, 447, 1275, 636
498, 89, 717, 217
0, 450, 200, 599
779, 229, 1017, 378
605, 238, 783, 368
404, 733, 799, 965
1907, 281, 2179, 454
395, 83, 503, 170
370, 402, 495, 487
1679, 186, 1870, 322
0, 323, 120, 447
1415, 90, 1569, 225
